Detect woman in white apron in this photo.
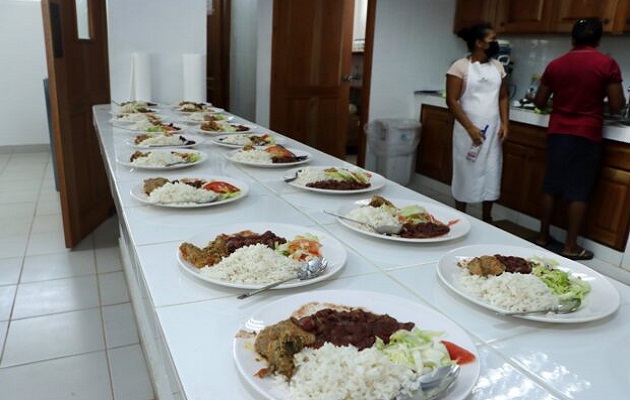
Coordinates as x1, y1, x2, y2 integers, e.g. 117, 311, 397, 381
446, 23, 509, 223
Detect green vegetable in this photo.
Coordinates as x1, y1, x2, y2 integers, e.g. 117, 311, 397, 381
374, 327, 453, 374
531, 262, 591, 301
146, 126, 165, 133
399, 205, 429, 223
187, 153, 201, 163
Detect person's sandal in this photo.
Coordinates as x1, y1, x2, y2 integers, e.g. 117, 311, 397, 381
561, 248, 594, 261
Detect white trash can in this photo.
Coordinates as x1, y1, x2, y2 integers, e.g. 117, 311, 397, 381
365, 119, 421, 185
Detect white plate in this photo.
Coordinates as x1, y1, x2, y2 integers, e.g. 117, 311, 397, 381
116, 123, 187, 134
283, 166, 387, 194
108, 108, 159, 116
211, 134, 285, 149
437, 244, 621, 323
116, 149, 207, 170
226, 148, 311, 168
335, 198, 470, 243
233, 289, 480, 400
129, 176, 249, 208
196, 123, 255, 135
173, 104, 224, 113
179, 114, 234, 124
177, 222, 347, 289
124, 133, 201, 149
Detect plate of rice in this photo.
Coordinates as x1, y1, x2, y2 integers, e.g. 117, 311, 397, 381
437, 244, 620, 323
179, 112, 234, 125
116, 120, 186, 134
197, 121, 254, 134
177, 222, 347, 289
211, 133, 284, 148
226, 146, 311, 167
130, 176, 249, 208
233, 290, 480, 400
125, 132, 200, 149
117, 149, 207, 170
109, 112, 162, 126
172, 101, 223, 114
335, 197, 470, 243
284, 166, 386, 194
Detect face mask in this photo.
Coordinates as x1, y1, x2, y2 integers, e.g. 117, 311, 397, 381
484, 40, 500, 58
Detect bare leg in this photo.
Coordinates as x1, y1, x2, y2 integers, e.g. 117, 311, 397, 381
482, 201, 493, 223
455, 200, 466, 213
563, 201, 588, 254
536, 193, 556, 245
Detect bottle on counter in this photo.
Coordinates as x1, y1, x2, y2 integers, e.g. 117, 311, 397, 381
466, 125, 489, 162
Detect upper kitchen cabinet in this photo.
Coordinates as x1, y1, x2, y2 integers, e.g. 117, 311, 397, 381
495, 0, 554, 33
453, 0, 496, 33
552, 0, 622, 33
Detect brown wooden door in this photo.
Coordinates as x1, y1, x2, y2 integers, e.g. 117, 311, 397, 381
206, 0, 230, 108
270, 0, 354, 159
552, 0, 620, 33
496, 0, 554, 32
42, 0, 114, 248
453, 0, 497, 32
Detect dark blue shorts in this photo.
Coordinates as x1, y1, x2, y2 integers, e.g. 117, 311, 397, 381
543, 134, 601, 201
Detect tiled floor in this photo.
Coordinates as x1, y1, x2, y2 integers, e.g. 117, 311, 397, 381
0, 150, 154, 400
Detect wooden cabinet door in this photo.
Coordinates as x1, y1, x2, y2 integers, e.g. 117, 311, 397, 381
552, 0, 620, 33
616, 0, 630, 32
496, 0, 554, 32
499, 141, 529, 210
453, 0, 497, 32
417, 105, 454, 184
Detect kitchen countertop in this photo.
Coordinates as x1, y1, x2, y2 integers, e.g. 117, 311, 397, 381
415, 93, 630, 144
94, 105, 630, 400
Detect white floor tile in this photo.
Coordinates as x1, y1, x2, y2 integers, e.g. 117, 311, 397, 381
21, 250, 96, 283
0, 257, 22, 286
0, 285, 16, 321
0, 168, 45, 182
0, 320, 8, 354
96, 246, 123, 274
1, 308, 105, 367
99, 271, 130, 306
0, 351, 113, 400
0, 216, 31, 239
93, 215, 120, 249
0, 178, 41, 192
12, 275, 99, 319
35, 197, 62, 216
108, 345, 154, 400
0, 190, 40, 205
30, 213, 64, 234
103, 303, 139, 348
25, 232, 68, 256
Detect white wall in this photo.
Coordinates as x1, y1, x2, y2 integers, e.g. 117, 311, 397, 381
0, 0, 49, 146
106, 0, 206, 104
369, 0, 460, 121
230, 0, 257, 120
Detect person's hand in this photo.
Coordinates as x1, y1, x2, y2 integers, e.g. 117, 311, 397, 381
499, 124, 508, 142
466, 126, 484, 146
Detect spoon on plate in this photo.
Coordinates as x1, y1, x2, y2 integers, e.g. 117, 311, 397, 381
498, 298, 581, 316
324, 210, 402, 235
395, 364, 461, 400
236, 257, 328, 299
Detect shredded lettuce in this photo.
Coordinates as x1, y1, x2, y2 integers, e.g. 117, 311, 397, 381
374, 327, 453, 374
531, 264, 591, 301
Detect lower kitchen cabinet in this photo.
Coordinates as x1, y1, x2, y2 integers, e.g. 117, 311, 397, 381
417, 104, 630, 250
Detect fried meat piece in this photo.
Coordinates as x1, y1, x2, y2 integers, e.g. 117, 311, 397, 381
130, 151, 148, 162
368, 195, 394, 208
134, 134, 151, 145
466, 255, 505, 277
200, 121, 223, 131
254, 319, 315, 378
179, 234, 230, 268
143, 177, 170, 195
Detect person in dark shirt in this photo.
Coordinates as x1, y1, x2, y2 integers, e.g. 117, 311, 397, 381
534, 18, 626, 260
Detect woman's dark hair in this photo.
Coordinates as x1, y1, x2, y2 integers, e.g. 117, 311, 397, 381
456, 23, 493, 52
572, 18, 603, 46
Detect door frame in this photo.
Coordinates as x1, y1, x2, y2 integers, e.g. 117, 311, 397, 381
357, 0, 376, 167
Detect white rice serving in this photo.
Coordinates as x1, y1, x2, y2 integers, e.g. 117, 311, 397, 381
147, 182, 217, 204
199, 244, 301, 283
457, 268, 558, 312
131, 151, 192, 167
220, 134, 270, 146
131, 120, 157, 130
281, 343, 417, 400
137, 134, 184, 147
230, 149, 273, 164
345, 206, 399, 232
115, 113, 150, 123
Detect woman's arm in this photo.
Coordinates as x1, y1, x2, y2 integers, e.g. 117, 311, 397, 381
498, 77, 509, 141
446, 74, 484, 145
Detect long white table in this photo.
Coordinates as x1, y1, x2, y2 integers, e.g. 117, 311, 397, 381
94, 105, 630, 400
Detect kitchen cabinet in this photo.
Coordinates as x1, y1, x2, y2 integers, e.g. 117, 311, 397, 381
417, 104, 630, 250
617, 0, 630, 32
453, 0, 496, 33
495, 0, 554, 33
416, 105, 453, 185
553, 0, 621, 33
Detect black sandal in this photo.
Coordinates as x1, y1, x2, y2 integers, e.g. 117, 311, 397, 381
561, 248, 594, 261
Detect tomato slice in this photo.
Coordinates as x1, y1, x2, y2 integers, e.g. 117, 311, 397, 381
441, 340, 476, 365
202, 181, 240, 194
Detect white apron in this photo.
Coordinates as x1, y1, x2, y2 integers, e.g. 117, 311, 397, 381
451, 60, 503, 203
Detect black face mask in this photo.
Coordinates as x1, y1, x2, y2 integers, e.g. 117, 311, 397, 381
484, 40, 500, 58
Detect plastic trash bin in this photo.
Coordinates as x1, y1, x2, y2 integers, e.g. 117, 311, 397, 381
364, 118, 421, 185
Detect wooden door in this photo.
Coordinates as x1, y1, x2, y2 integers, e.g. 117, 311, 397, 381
453, 0, 497, 32
270, 0, 354, 159
42, 0, 113, 248
553, 0, 620, 33
496, 0, 554, 32
206, 0, 230, 108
